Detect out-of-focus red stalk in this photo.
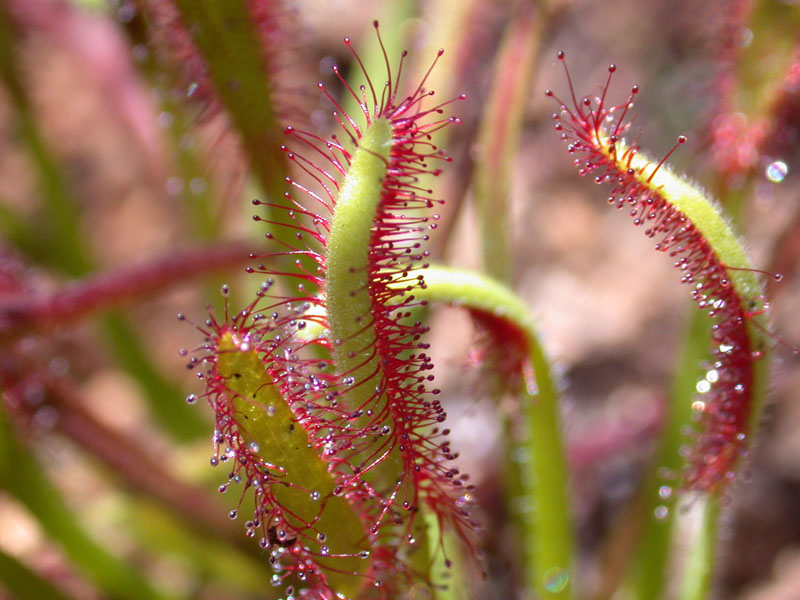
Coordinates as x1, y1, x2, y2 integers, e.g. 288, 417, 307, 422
0, 241, 251, 339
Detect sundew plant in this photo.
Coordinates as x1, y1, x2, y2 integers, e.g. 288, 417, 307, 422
1, 1, 799, 599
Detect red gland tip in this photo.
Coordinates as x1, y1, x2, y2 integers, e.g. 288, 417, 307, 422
557, 50, 565, 59
678, 135, 687, 143
373, 19, 379, 28
608, 64, 616, 73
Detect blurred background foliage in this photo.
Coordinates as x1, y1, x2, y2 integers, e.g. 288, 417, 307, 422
0, 0, 799, 598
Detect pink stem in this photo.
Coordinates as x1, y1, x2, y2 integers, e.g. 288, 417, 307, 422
0, 241, 252, 337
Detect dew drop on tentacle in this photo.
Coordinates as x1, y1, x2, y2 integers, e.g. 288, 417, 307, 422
546, 53, 770, 493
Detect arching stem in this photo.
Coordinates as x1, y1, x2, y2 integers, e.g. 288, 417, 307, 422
409, 265, 575, 599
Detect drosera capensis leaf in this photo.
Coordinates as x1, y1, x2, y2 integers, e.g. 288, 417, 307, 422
212, 331, 370, 598
320, 25, 476, 552
147, 0, 314, 288
186, 286, 386, 599
166, 0, 289, 203
189, 279, 424, 597
246, 23, 480, 579
547, 52, 772, 493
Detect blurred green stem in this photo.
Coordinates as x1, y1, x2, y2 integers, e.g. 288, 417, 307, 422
627, 308, 711, 599
0, 6, 206, 440
470, 7, 547, 594
0, 5, 89, 276
473, 1, 541, 283
677, 494, 722, 600
42, 375, 245, 549
412, 265, 574, 599
0, 411, 177, 600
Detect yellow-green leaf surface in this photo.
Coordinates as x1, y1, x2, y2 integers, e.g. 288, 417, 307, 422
216, 332, 369, 597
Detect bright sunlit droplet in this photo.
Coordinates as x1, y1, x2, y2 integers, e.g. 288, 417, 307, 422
765, 160, 788, 183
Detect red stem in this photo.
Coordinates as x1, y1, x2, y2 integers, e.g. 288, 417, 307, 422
0, 241, 252, 338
